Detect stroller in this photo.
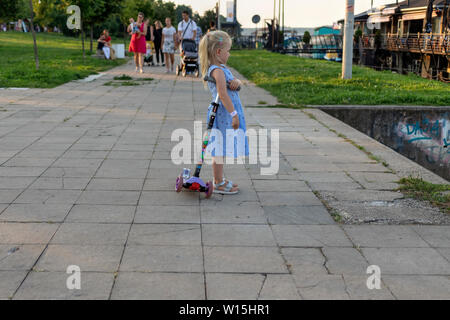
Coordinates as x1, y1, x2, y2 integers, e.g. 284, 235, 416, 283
176, 39, 200, 77
144, 41, 155, 66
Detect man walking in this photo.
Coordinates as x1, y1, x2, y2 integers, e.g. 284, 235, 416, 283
178, 10, 197, 44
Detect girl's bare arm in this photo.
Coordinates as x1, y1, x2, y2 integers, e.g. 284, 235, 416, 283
212, 68, 234, 113
212, 68, 239, 129
142, 23, 147, 36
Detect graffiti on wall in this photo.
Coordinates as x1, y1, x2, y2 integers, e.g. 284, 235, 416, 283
395, 114, 450, 166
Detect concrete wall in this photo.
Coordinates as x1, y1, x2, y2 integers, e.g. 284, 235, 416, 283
320, 107, 450, 181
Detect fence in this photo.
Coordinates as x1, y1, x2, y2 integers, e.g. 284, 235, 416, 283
362, 33, 450, 55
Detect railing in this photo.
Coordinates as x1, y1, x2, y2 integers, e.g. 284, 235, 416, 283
361, 33, 450, 54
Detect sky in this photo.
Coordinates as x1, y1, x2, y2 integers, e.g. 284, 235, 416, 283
170, 0, 397, 28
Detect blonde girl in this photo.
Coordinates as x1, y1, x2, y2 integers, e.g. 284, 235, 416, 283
199, 31, 249, 195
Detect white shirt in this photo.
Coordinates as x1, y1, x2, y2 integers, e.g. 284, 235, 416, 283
178, 19, 197, 40
162, 26, 176, 41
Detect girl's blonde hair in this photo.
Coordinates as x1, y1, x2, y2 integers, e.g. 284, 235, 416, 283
199, 31, 232, 84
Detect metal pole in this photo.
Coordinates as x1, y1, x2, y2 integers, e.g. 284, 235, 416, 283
216, 2, 219, 29
282, 0, 285, 35
218, 0, 221, 30
342, 0, 355, 79
278, 0, 281, 27
234, 0, 237, 36
274, 0, 276, 22
272, 0, 276, 49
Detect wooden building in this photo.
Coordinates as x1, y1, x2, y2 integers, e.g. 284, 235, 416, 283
340, 0, 450, 81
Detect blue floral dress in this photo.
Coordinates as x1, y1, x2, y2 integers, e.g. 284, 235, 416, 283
206, 64, 249, 158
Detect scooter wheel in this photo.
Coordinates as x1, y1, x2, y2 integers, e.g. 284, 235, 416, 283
205, 181, 213, 199
175, 176, 183, 193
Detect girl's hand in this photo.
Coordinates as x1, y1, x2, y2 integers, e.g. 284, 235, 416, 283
229, 79, 242, 91
232, 115, 239, 130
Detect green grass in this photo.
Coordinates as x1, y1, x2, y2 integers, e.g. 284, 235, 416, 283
397, 176, 450, 213
227, 50, 450, 106
0, 32, 127, 88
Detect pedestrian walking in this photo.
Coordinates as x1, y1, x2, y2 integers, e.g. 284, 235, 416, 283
128, 12, 147, 74
177, 10, 197, 44
153, 20, 165, 67
162, 17, 177, 73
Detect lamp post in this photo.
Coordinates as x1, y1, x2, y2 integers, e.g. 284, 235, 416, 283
218, 0, 221, 30
342, 0, 355, 79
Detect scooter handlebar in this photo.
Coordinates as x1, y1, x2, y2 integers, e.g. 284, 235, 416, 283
203, 76, 241, 91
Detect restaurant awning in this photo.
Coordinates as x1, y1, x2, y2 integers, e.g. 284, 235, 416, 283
367, 15, 392, 24
402, 12, 437, 21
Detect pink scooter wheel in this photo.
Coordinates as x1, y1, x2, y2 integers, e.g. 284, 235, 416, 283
175, 176, 183, 192
205, 181, 213, 198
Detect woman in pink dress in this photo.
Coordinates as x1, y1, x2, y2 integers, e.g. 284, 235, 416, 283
129, 12, 147, 73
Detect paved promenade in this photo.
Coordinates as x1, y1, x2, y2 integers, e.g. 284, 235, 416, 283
0, 61, 449, 299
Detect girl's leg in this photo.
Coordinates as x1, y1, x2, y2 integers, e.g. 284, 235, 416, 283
212, 157, 238, 192
134, 53, 139, 71
139, 53, 144, 72
160, 47, 164, 64
212, 157, 224, 185
102, 47, 110, 59
170, 54, 175, 71
164, 53, 170, 72
155, 44, 160, 65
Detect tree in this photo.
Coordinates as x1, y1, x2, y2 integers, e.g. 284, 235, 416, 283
83, 0, 123, 52
0, 0, 20, 22
0, 0, 33, 24
33, 0, 67, 32
153, 0, 176, 24
28, 0, 39, 70
175, 4, 192, 24
302, 31, 311, 46
193, 9, 216, 34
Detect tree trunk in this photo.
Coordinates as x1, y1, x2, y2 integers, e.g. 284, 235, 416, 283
123, 25, 127, 52
90, 24, 93, 53
28, 0, 39, 70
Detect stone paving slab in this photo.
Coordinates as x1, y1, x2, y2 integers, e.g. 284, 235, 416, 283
362, 247, 450, 274
65, 205, 135, 223
0, 245, 45, 271
382, 276, 450, 299
111, 272, 205, 300
35, 245, 123, 272
120, 245, 204, 273
13, 271, 114, 300
0, 61, 448, 299
127, 224, 201, 246
206, 273, 301, 300
0, 271, 28, 299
